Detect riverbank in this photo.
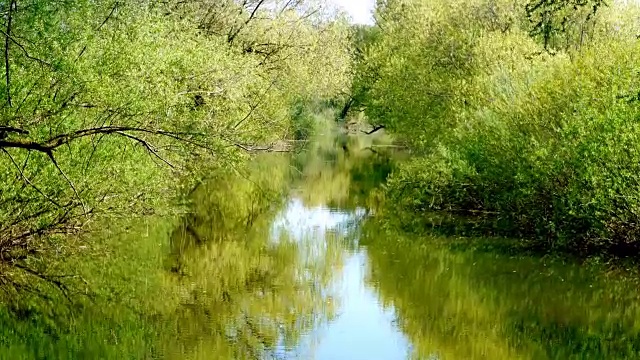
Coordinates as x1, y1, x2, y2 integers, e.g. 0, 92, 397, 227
350, 0, 640, 256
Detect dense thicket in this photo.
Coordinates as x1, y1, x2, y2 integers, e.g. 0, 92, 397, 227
0, 0, 350, 291
355, 0, 640, 253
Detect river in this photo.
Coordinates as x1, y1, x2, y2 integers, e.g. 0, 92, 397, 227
3, 137, 640, 359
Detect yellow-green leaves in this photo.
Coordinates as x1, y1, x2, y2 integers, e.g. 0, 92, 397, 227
0, 0, 352, 304
361, 0, 640, 250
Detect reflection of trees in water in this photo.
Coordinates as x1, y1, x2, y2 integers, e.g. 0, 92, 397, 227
361, 219, 640, 360
293, 133, 395, 211
164, 157, 340, 359
362, 223, 528, 360
162, 139, 398, 357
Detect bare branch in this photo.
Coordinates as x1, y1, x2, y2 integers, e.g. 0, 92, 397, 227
46, 152, 87, 216
1, 148, 62, 208
4, 0, 15, 107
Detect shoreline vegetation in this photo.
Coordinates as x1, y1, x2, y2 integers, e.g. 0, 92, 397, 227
349, 0, 640, 257
3, 0, 640, 357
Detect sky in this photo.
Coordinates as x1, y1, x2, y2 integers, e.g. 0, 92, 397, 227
329, 0, 376, 25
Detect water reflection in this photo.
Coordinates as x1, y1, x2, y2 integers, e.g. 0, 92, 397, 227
161, 140, 401, 359
163, 157, 341, 359
271, 198, 366, 242
361, 220, 640, 360
271, 198, 411, 360
8, 131, 640, 360
292, 129, 395, 212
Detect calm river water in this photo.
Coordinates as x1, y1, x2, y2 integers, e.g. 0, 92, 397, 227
4, 143, 640, 359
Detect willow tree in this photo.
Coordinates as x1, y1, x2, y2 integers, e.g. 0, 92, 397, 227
0, 0, 350, 295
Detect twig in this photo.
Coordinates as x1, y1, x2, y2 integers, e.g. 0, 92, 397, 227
74, 1, 120, 62
227, 0, 267, 44
0, 28, 51, 67
1, 148, 62, 208
15, 77, 41, 114
0, 125, 28, 135
7, 202, 76, 244
115, 131, 176, 168
232, 81, 276, 130
97, 2, 120, 31
4, 0, 15, 107
83, 132, 108, 172
12, 263, 73, 302
47, 152, 87, 216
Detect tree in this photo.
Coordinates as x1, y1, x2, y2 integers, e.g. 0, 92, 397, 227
0, 0, 350, 296
357, 0, 640, 252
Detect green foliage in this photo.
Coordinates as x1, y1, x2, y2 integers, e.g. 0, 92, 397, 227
358, 0, 640, 253
0, 0, 351, 291
525, 0, 606, 51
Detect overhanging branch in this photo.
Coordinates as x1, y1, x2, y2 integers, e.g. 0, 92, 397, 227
0, 125, 212, 154
361, 125, 385, 135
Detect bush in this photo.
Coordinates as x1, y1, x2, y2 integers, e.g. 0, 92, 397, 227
360, 0, 640, 253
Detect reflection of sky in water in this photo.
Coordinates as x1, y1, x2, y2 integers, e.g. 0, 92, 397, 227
271, 198, 366, 242
271, 198, 412, 360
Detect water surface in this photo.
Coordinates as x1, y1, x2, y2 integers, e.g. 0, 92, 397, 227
3, 144, 640, 360
272, 198, 411, 360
